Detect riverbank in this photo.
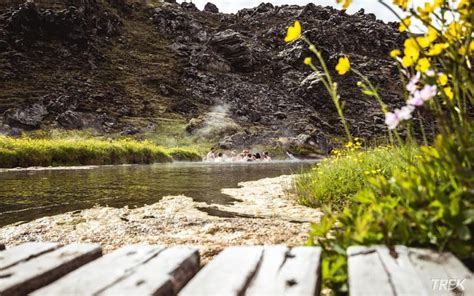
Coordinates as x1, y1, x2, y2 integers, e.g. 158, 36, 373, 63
0, 136, 202, 168
0, 175, 322, 262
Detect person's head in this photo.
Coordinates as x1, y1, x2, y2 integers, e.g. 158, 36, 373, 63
218, 152, 223, 157
247, 153, 252, 158
243, 149, 249, 154
210, 147, 215, 152
255, 153, 261, 159
263, 151, 269, 156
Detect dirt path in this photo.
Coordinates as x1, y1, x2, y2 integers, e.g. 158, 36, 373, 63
0, 175, 322, 262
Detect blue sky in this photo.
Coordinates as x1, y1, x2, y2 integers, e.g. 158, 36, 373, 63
177, 0, 408, 22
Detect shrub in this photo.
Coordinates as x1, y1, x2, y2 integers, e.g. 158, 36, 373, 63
284, 0, 473, 293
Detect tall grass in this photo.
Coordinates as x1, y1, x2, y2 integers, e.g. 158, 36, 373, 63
0, 136, 202, 168
295, 145, 419, 210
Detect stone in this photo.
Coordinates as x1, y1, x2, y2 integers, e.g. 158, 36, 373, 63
4, 104, 48, 129
56, 110, 84, 129
204, 2, 219, 13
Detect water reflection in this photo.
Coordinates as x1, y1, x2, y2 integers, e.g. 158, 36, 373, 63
0, 161, 314, 226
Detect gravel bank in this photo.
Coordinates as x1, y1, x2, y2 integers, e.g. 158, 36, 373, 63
0, 175, 322, 262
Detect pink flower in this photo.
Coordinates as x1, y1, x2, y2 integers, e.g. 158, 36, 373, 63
406, 72, 421, 94
407, 84, 437, 106
407, 91, 424, 106
396, 105, 415, 120
385, 112, 399, 130
385, 106, 414, 130
419, 84, 437, 101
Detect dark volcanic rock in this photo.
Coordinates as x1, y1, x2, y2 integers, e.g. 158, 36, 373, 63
204, 2, 219, 13
4, 103, 48, 129
0, 1, 408, 153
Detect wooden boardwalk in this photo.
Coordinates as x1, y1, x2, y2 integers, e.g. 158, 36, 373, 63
0, 242, 472, 295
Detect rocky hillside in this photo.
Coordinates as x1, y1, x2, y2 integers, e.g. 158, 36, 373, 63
0, 0, 405, 153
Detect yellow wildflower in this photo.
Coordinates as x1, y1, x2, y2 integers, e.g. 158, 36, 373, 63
445, 22, 463, 42
304, 57, 312, 65
427, 43, 449, 56
336, 56, 350, 75
427, 26, 439, 43
399, 16, 411, 32
437, 73, 448, 86
285, 21, 302, 43
470, 41, 474, 53
416, 36, 431, 49
416, 58, 430, 73
336, 0, 352, 9
444, 87, 454, 101
402, 38, 420, 67
393, 0, 409, 10
390, 49, 401, 58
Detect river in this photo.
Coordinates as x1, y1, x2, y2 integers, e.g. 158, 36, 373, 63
0, 161, 315, 226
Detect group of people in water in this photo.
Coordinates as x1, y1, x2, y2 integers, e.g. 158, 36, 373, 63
204, 147, 272, 163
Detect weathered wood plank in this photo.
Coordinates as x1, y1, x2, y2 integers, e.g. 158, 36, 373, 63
33, 245, 165, 295
376, 245, 430, 295
0, 243, 102, 296
408, 247, 474, 295
348, 246, 395, 296
101, 246, 200, 296
246, 246, 322, 295
348, 245, 473, 296
0, 242, 59, 270
179, 246, 263, 296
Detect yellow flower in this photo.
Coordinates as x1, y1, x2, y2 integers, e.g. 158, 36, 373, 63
285, 21, 302, 43
393, 0, 409, 10
399, 16, 411, 32
416, 58, 431, 73
304, 57, 312, 65
444, 87, 454, 101
402, 38, 420, 67
445, 22, 464, 42
437, 73, 448, 86
402, 55, 415, 68
336, 0, 352, 9
427, 43, 449, 56
427, 26, 439, 43
336, 56, 350, 75
390, 49, 401, 58
470, 40, 474, 53
416, 36, 431, 49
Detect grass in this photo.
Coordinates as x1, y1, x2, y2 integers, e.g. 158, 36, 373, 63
295, 145, 419, 210
0, 135, 202, 168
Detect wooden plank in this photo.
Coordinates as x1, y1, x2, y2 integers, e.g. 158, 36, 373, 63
347, 246, 395, 296
33, 245, 165, 295
246, 246, 322, 295
0, 243, 102, 296
408, 247, 474, 295
376, 245, 430, 295
179, 246, 263, 296
0, 242, 59, 270
101, 247, 200, 295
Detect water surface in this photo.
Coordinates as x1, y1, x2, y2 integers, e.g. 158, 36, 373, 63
0, 161, 314, 226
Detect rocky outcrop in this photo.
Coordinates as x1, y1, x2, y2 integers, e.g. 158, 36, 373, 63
0, 1, 407, 155
204, 2, 218, 13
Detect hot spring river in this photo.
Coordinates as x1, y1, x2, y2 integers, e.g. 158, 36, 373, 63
0, 161, 315, 226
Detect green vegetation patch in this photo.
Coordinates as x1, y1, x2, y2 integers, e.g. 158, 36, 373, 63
0, 136, 202, 168
295, 144, 419, 210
